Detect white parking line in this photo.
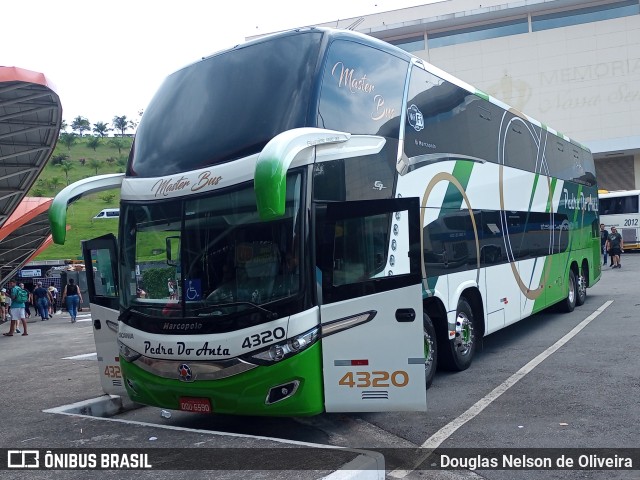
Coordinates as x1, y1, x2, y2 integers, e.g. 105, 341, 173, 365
62, 352, 97, 360
389, 300, 613, 478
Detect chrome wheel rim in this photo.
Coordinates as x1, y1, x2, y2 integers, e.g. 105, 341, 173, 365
424, 328, 435, 374
454, 312, 473, 356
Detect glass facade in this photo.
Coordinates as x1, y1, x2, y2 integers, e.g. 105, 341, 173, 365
389, 35, 426, 52
428, 18, 529, 48
532, 0, 640, 31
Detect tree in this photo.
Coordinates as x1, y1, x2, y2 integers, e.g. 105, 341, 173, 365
60, 119, 68, 133
48, 176, 63, 191
71, 116, 91, 136
59, 133, 77, 151
112, 115, 131, 136
92, 121, 110, 137
50, 153, 69, 166
86, 136, 101, 151
87, 158, 104, 175
59, 161, 75, 185
100, 193, 116, 203
109, 137, 126, 155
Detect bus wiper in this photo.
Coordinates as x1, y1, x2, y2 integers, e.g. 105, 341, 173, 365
196, 301, 278, 319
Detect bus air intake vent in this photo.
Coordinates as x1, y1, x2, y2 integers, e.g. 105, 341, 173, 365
362, 391, 389, 400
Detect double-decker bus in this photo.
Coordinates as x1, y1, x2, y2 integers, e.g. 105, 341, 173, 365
49, 27, 600, 416
598, 190, 640, 250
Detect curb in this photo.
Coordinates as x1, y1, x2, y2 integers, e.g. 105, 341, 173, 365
45, 394, 386, 479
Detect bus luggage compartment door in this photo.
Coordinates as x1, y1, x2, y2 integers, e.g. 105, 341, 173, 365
316, 198, 426, 412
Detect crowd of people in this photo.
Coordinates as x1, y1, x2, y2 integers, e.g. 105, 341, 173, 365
1, 278, 84, 336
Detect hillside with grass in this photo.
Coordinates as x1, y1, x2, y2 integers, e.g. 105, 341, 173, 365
32, 136, 133, 261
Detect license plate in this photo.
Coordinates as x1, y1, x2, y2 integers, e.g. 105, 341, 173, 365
179, 397, 212, 413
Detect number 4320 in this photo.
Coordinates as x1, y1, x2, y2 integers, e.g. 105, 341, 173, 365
338, 370, 408, 388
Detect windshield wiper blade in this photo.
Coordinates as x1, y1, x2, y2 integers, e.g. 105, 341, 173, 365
195, 301, 278, 319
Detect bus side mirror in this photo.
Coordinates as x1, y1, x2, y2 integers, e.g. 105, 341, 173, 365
166, 236, 180, 266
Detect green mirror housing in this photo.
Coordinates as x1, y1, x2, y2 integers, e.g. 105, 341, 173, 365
254, 128, 350, 221
49, 173, 125, 245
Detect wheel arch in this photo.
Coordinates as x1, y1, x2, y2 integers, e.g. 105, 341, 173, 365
460, 286, 485, 340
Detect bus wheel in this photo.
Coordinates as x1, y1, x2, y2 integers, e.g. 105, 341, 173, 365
438, 298, 476, 371
576, 269, 587, 306
424, 313, 437, 389
558, 270, 577, 313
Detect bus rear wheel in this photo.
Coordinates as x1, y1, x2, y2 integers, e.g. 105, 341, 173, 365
424, 313, 437, 388
576, 268, 587, 306
438, 298, 476, 372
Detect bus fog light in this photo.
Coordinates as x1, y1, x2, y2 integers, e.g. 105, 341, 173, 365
265, 380, 300, 405
126, 378, 138, 394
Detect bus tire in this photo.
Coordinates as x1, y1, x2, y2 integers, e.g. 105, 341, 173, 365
423, 313, 437, 389
558, 269, 577, 313
438, 297, 476, 372
576, 268, 587, 306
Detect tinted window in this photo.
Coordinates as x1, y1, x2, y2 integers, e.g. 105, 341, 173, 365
318, 39, 407, 138
316, 39, 408, 201
404, 68, 480, 162
129, 32, 323, 177
599, 195, 639, 215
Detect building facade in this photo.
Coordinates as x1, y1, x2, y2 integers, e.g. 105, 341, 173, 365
313, 0, 640, 191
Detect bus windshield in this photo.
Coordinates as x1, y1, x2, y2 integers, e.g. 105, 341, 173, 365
121, 174, 303, 322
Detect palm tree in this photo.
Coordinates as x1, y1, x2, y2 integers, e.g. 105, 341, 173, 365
112, 115, 129, 136
87, 158, 104, 175
48, 176, 63, 191
71, 116, 91, 136
59, 161, 75, 185
92, 121, 110, 137
86, 136, 101, 151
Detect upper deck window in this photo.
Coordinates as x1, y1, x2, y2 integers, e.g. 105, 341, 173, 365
129, 32, 322, 177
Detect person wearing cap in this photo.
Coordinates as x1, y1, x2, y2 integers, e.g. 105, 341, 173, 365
48, 283, 59, 315
33, 281, 52, 321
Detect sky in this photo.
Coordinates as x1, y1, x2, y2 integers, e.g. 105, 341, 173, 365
3, 0, 440, 129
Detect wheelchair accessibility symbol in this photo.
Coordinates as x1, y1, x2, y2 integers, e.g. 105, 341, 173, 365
185, 279, 201, 300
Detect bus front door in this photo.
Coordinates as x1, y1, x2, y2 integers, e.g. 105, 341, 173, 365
81, 234, 126, 397
316, 198, 426, 412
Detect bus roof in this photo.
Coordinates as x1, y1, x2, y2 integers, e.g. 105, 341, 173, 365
598, 190, 640, 198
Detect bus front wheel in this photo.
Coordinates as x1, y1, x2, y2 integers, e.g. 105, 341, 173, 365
438, 298, 476, 372
558, 270, 577, 313
424, 312, 437, 388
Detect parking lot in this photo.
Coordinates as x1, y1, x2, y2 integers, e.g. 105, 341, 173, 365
1, 254, 639, 479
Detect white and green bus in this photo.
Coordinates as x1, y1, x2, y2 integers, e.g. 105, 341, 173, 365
50, 27, 601, 416
598, 189, 640, 250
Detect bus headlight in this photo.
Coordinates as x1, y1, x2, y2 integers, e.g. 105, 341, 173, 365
243, 326, 319, 365
118, 340, 141, 362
